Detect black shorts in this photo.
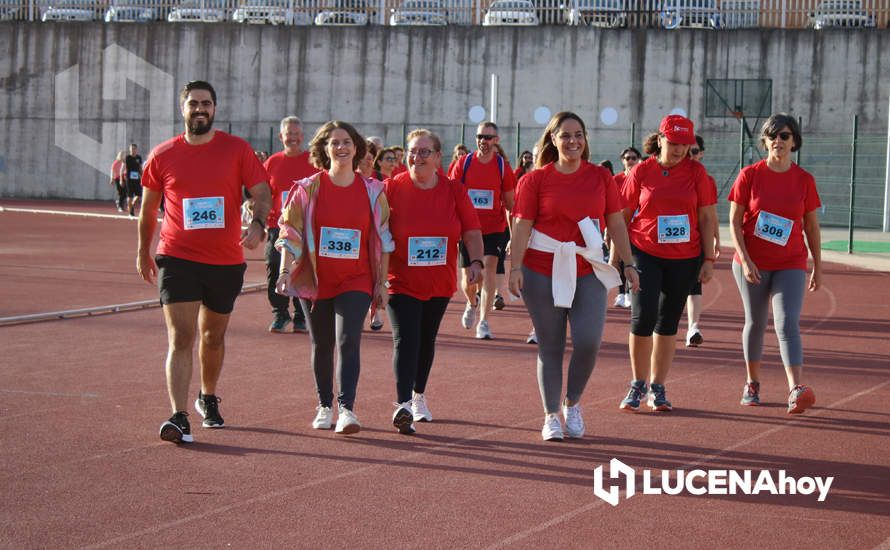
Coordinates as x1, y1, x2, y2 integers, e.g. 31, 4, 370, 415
156, 255, 246, 314
689, 280, 702, 296
126, 179, 142, 198
459, 231, 507, 268
496, 227, 510, 275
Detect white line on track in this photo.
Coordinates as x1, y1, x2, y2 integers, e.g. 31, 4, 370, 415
0, 389, 99, 398
0, 205, 143, 221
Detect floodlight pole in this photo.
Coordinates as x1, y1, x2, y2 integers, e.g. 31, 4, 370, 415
490, 74, 498, 124
848, 115, 858, 253
884, 94, 890, 232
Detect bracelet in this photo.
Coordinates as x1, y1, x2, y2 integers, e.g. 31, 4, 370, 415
510, 266, 522, 273
280, 269, 289, 276
251, 218, 265, 230
624, 264, 641, 274
470, 259, 484, 268
703, 257, 716, 263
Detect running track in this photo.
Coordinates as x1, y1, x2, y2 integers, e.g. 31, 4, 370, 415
1, 200, 889, 549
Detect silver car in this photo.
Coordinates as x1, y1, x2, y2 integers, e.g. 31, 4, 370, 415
314, 0, 368, 24
105, 0, 157, 22
660, 0, 720, 29
167, 0, 227, 22
390, 0, 446, 25
483, 0, 539, 26
41, 0, 98, 21
565, 0, 626, 27
808, 0, 875, 28
232, 0, 312, 24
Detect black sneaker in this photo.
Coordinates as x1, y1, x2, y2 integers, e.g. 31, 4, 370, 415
159, 411, 193, 443
194, 392, 225, 428
493, 293, 506, 311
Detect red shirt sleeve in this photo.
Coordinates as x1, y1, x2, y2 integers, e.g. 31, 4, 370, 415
728, 166, 751, 206
448, 154, 466, 181
512, 171, 540, 222
604, 174, 622, 216
694, 163, 717, 207
803, 172, 821, 213
501, 158, 517, 193
621, 164, 642, 211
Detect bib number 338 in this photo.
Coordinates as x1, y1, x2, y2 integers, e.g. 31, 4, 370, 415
319, 226, 361, 259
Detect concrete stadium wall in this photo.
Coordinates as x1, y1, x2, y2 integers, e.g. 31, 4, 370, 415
1, 23, 888, 205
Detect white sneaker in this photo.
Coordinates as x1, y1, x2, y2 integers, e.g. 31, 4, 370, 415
526, 329, 537, 344
686, 330, 703, 347
562, 402, 585, 438
461, 302, 476, 329
334, 406, 361, 434
411, 392, 432, 422
622, 293, 632, 308
541, 413, 564, 441
475, 319, 493, 340
613, 294, 626, 307
311, 405, 333, 430
392, 401, 415, 434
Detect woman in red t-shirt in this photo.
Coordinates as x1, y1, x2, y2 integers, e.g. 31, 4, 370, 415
510, 111, 639, 442
618, 115, 717, 414
729, 114, 822, 414
276, 121, 393, 435
385, 129, 483, 435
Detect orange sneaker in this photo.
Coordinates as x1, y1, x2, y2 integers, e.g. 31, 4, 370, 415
787, 385, 815, 414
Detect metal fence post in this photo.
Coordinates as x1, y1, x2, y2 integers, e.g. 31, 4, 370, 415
630, 122, 636, 147
848, 114, 858, 254
795, 116, 802, 166
460, 123, 466, 147
402, 123, 407, 149
739, 115, 745, 173
269, 125, 274, 153
515, 122, 521, 161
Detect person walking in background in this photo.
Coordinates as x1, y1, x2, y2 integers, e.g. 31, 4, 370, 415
618, 115, 717, 413
110, 151, 126, 212
510, 111, 638, 441
384, 129, 483, 434
608, 147, 642, 308
263, 116, 315, 333
729, 114, 822, 414
137, 80, 271, 444
684, 135, 721, 347
448, 143, 469, 175
449, 121, 516, 340
514, 150, 533, 179
125, 143, 144, 217
275, 121, 394, 435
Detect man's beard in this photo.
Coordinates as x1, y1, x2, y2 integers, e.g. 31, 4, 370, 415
187, 113, 214, 135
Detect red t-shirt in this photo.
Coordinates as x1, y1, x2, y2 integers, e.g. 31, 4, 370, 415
513, 161, 621, 277
448, 153, 517, 235
385, 172, 480, 300
728, 160, 821, 271
142, 131, 269, 265
621, 156, 716, 260
312, 173, 374, 300
613, 172, 629, 208
392, 163, 408, 176
264, 150, 316, 228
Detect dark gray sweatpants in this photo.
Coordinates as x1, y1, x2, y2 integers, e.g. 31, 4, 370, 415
521, 267, 607, 414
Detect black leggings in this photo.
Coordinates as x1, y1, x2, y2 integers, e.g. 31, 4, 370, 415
630, 247, 701, 336
386, 294, 450, 404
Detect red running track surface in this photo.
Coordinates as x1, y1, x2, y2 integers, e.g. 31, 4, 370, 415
1, 200, 889, 548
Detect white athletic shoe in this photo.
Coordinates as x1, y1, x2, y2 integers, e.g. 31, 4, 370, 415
461, 302, 477, 329
334, 406, 361, 434
562, 402, 585, 438
622, 293, 632, 308
541, 413, 564, 441
526, 329, 537, 344
392, 402, 415, 434
475, 319, 493, 340
412, 392, 433, 422
686, 330, 703, 347
311, 405, 333, 430
614, 293, 626, 307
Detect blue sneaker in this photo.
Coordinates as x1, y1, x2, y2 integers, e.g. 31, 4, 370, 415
619, 380, 648, 412
740, 381, 761, 406
647, 383, 673, 412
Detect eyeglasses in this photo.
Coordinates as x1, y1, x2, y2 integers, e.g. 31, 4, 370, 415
382, 156, 396, 162
407, 148, 435, 159
690, 148, 701, 155
476, 134, 497, 141
622, 155, 639, 161
769, 131, 793, 141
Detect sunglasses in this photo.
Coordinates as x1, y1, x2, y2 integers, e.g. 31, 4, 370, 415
407, 148, 435, 159
476, 134, 497, 141
623, 155, 639, 161
769, 131, 793, 141
690, 148, 701, 155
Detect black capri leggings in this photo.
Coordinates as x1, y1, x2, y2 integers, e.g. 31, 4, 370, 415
387, 294, 451, 404
630, 246, 702, 337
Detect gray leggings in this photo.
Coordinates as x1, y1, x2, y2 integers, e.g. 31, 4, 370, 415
521, 267, 607, 414
300, 291, 372, 410
731, 262, 806, 367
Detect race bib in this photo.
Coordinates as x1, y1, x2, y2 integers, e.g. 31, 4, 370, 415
755, 210, 792, 246
129, 171, 139, 180
468, 189, 494, 210
183, 196, 225, 230
319, 226, 360, 259
408, 237, 448, 267
281, 189, 290, 209
657, 214, 690, 243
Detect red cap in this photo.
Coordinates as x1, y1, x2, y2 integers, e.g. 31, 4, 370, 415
659, 115, 696, 145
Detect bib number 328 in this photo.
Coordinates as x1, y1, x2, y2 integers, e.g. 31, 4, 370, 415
657, 214, 690, 244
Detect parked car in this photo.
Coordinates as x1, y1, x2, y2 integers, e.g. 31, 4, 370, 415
565, 0, 625, 26
807, 0, 875, 28
314, 0, 368, 24
0, 0, 23, 20
660, 0, 720, 28
483, 0, 538, 25
390, 0, 445, 25
232, 0, 312, 24
105, 0, 157, 22
719, 0, 758, 28
167, 0, 227, 22
41, 0, 98, 21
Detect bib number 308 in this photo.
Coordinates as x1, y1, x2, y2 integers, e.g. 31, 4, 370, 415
755, 211, 792, 246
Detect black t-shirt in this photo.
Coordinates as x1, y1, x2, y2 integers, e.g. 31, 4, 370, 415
125, 155, 143, 180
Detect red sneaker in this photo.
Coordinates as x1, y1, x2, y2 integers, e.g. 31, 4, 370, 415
787, 385, 816, 414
